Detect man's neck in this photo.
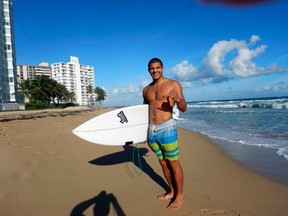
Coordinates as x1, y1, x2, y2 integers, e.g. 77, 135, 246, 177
153, 77, 165, 85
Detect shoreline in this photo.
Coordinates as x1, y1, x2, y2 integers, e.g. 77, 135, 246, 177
1, 108, 288, 215
209, 136, 288, 185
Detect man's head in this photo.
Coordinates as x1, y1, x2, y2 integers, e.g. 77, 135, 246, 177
148, 58, 164, 81
148, 58, 163, 68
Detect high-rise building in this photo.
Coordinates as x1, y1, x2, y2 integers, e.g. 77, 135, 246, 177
51, 56, 95, 105
0, 0, 17, 103
17, 62, 52, 82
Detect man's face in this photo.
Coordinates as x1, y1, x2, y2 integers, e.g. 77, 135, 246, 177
148, 62, 164, 80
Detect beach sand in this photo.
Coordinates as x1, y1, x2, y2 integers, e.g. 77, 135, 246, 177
1, 108, 288, 216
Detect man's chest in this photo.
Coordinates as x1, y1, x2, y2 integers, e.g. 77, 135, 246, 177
146, 85, 170, 100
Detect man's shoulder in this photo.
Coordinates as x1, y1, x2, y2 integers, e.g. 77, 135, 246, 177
164, 78, 179, 85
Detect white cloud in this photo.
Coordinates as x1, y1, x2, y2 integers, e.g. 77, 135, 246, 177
110, 85, 139, 96
255, 81, 288, 93
180, 81, 193, 88
249, 34, 260, 45
112, 88, 119, 94
138, 78, 150, 90
104, 80, 148, 106
230, 44, 267, 77
203, 39, 245, 76
171, 60, 198, 81
172, 35, 285, 84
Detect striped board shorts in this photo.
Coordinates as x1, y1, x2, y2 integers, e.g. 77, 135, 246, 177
148, 118, 179, 161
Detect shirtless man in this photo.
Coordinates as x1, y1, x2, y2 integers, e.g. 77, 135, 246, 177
143, 58, 187, 210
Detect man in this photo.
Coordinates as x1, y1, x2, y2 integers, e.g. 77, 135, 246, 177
143, 57, 187, 210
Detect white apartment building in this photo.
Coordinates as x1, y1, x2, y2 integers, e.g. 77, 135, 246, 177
17, 62, 52, 82
51, 56, 95, 105
0, 0, 17, 103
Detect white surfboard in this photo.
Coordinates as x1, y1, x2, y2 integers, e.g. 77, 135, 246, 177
72, 104, 149, 146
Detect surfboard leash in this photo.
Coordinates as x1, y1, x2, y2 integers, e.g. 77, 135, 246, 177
124, 162, 135, 179
132, 142, 143, 175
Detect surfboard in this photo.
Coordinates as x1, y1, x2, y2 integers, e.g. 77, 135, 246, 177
72, 104, 149, 146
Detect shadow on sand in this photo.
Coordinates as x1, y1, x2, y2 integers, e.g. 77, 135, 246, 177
70, 190, 126, 216
89, 144, 169, 192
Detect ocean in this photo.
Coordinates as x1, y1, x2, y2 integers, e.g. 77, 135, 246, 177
176, 96, 288, 183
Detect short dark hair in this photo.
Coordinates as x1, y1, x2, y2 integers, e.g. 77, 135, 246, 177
148, 58, 163, 68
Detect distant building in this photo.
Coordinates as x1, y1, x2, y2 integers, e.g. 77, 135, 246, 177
0, 0, 17, 103
51, 56, 95, 105
17, 62, 51, 83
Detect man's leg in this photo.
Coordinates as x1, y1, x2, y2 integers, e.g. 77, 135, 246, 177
158, 159, 174, 199
167, 159, 184, 210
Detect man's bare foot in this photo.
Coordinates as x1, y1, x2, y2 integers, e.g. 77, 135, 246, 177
157, 193, 173, 200
167, 200, 184, 210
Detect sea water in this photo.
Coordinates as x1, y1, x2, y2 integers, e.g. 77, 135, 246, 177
177, 97, 288, 161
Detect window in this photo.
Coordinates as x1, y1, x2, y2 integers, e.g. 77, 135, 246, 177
5, 36, 12, 43
3, 4, 9, 10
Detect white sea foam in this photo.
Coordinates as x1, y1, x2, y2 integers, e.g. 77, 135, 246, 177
179, 97, 288, 161
189, 97, 288, 109
276, 148, 288, 160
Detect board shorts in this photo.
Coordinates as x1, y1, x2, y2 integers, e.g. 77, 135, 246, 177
148, 118, 179, 161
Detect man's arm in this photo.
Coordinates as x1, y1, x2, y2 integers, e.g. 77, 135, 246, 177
142, 87, 149, 104
165, 81, 187, 112
174, 81, 187, 112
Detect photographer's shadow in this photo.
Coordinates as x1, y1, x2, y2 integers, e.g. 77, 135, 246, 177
70, 190, 125, 216
89, 144, 169, 192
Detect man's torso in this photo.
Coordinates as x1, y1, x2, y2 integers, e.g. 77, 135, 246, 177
144, 78, 176, 124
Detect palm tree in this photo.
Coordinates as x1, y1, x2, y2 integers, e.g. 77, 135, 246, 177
87, 84, 95, 107
48, 80, 65, 106
18, 75, 77, 109
55, 83, 69, 105
17, 79, 32, 103
31, 75, 52, 103
65, 91, 76, 103
94, 87, 107, 104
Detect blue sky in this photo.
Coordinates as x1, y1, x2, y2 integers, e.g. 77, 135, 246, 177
13, 0, 288, 106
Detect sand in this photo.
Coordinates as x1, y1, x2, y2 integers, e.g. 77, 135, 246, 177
1, 107, 288, 216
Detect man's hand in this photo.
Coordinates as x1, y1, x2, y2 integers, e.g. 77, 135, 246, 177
163, 87, 180, 103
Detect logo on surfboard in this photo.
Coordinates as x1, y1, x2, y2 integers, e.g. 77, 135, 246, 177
117, 111, 128, 124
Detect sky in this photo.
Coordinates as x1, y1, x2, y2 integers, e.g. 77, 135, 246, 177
13, 0, 288, 106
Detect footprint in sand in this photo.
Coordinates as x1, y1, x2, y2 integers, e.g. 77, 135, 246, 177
2, 133, 8, 138
55, 155, 67, 160
201, 209, 227, 215
21, 145, 35, 150
7, 142, 18, 147
33, 152, 43, 156
48, 150, 56, 155
11, 171, 35, 180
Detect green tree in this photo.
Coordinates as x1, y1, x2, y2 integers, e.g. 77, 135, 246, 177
64, 91, 76, 103
17, 79, 32, 103
30, 75, 52, 103
87, 84, 95, 107
18, 75, 76, 109
94, 87, 107, 104
53, 82, 69, 106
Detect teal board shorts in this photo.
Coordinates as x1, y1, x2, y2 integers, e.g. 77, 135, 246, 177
148, 118, 179, 161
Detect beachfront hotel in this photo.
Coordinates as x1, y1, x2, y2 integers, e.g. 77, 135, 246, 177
51, 56, 95, 106
0, 0, 17, 103
17, 62, 52, 82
